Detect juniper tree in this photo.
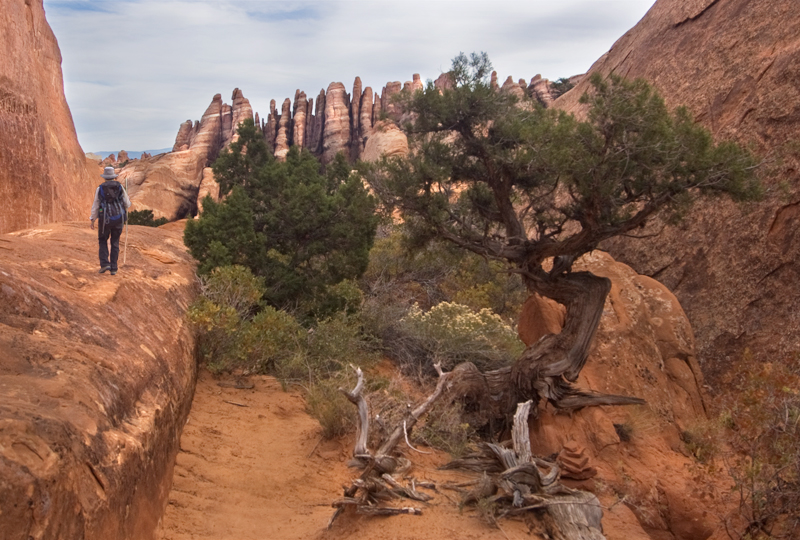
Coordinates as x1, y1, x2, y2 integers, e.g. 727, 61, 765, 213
185, 118, 379, 313
364, 52, 761, 422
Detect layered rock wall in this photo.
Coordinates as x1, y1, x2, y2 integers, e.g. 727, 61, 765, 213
555, 0, 800, 383
0, 222, 197, 540
0, 0, 99, 234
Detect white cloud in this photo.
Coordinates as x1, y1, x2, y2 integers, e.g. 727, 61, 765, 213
44, 0, 656, 152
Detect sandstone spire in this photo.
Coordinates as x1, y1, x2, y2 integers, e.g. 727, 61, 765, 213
321, 82, 351, 164
292, 90, 308, 149
274, 98, 292, 160
350, 77, 363, 162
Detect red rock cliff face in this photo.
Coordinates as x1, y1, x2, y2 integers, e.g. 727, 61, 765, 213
556, 0, 800, 383
0, 0, 98, 234
0, 222, 197, 540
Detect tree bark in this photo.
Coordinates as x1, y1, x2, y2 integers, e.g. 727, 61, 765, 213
440, 269, 643, 428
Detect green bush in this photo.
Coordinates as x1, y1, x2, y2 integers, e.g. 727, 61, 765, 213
184, 119, 379, 315
188, 264, 378, 438
200, 265, 265, 317
127, 209, 168, 227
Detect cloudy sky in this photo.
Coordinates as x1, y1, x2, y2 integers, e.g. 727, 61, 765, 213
44, 0, 656, 153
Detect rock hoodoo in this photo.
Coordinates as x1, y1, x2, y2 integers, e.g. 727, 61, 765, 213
120, 69, 569, 220
0, 0, 99, 235
0, 222, 197, 540
555, 0, 800, 382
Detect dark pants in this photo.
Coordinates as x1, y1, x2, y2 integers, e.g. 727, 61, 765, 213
98, 221, 124, 271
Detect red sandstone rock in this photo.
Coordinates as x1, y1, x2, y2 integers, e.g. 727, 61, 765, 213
358, 87, 374, 153
555, 0, 800, 383
361, 120, 409, 162
118, 92, 231, 220
173, 120, 194, 151
434, 72, 454, 91
0, 222, 197, 540
292, 91, 308, 149
117, 150, 130, 163
350, 77, 363, 161
308, 89, 326, 155
226, 88, 253, 146
196, 167, 219, 214
274, 98, 292, 161
519, 251, 716, 540
322, 82, 351, 163
529, 75, 556, 107
0, 0, 98, 235
501, 75, 525, 100
265, 99, 278, 151
517, 293, 564, 345
380, 81, 403, 123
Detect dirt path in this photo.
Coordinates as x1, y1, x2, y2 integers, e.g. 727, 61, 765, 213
156, 370, 532, 540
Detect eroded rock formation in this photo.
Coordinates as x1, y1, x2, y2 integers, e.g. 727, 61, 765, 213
119, 89, 253, 220
0, 221, 197, 540
518, 251, 715, 540
555, 0, 800, 383
0, 0, 99, 234
126, 69, 570, 218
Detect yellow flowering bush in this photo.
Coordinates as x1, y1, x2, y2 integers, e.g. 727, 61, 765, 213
400, 301, 524, 372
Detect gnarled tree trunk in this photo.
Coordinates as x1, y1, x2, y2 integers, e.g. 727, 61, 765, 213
442, 270, 643, 428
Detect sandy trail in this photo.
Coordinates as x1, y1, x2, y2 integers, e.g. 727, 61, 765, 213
157, 370, 532, 540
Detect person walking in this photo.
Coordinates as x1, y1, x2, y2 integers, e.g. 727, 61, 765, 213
90, 166, 131, 275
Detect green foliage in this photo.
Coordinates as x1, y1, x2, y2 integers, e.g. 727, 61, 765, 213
184, 188, 266, 276
127, 209, 169, 227
549, 77, 574, 99
187, 264, 378, 438
184, 118, 379, 313
199, 264, 265, 317
360, 224, 526, 378
365, 53, 761, 281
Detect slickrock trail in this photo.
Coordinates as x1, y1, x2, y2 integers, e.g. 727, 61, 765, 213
156, 370, 533, 540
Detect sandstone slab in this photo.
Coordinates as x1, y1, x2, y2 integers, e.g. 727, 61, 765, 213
0, 221, 197, 540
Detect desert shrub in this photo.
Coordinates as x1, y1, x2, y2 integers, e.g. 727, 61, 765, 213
362, 227, 526, 318
199, 265, 265, 317
188, 265, 377, 438
127, 209, 168, 227
414, 400, 476, 458
305, 373, 359, 439
396, 302, 524, 374
238, 306, 304, 373
188, 297, 241, 374
717, 351, 800, 540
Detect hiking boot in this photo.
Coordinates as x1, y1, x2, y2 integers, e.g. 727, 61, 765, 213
99, 266, 110, 273
110, 270, 117, 275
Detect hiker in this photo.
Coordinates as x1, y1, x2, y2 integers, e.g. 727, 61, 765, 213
90, 166, 131, 275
